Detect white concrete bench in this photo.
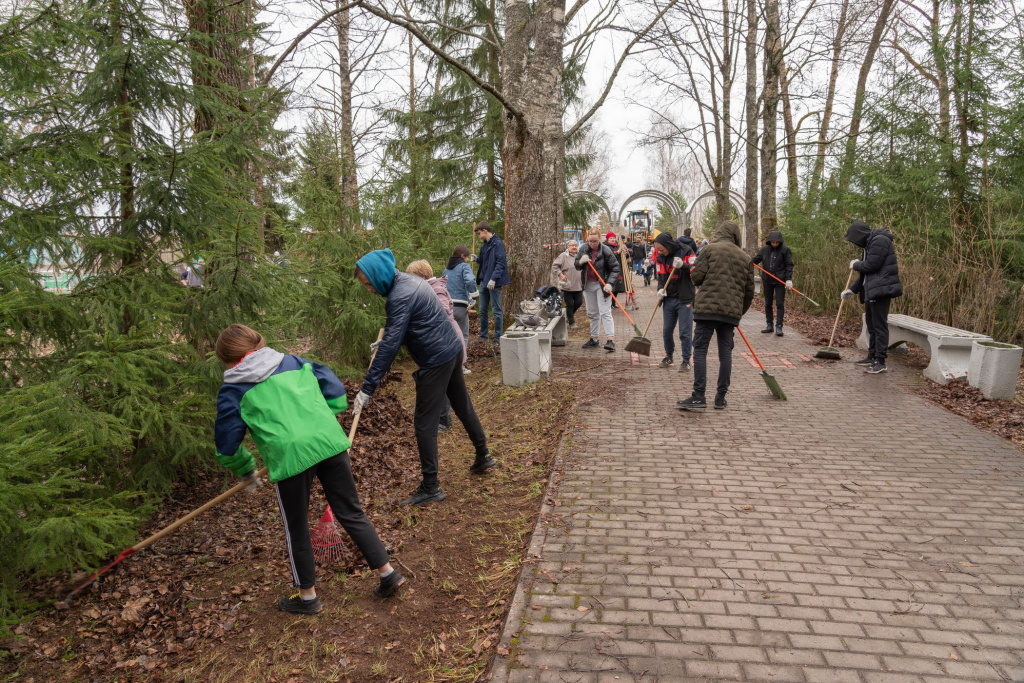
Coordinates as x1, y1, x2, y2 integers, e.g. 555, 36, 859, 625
857, 313, 992, 385
507, 314, 567, 375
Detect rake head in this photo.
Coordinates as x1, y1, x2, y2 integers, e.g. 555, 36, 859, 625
311, 507, 353, 566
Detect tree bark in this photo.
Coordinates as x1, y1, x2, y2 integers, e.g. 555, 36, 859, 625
501, 0, 566, 311
335, 0, 360, 229
760, 0, 782, 236
716, 0, 734, 226
808, 0, 849, 205
743, 0, 758, 252
778, 55, 799, 201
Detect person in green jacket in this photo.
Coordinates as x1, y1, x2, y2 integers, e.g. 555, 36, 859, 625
214, 324, 404, 614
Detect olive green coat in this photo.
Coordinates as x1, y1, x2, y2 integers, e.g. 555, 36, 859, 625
690, 221, 755, 326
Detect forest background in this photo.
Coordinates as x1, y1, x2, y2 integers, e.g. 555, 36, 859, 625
1, 0, 1022, 631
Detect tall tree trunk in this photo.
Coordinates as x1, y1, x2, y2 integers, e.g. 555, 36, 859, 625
717, 0, 733, 225
502, 0, 565, 311
484, 0, 501, 223
839, 0, 896, 195
808, 0, 849, 205
743, 0, 759, 252
760, 0, 782, 236
779, 56, 799, 201
335, 0, 359, 229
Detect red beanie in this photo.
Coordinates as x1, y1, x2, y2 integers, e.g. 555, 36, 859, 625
605, 231, 617, 242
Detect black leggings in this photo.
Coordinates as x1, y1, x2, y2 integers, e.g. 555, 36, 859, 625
274, 451, 389, 589
413, 354, 489, 486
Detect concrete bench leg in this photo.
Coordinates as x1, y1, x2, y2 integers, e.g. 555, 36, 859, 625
500, 332, 542, 386
550, 315, 567, 347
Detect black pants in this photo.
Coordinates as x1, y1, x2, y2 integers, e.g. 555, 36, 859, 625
274, 452, 389, 589
413, 354, 488, 486
864, 297, 892, 361
563, 290, 583, 325
764, 283, 786, 327
692, 320, 735, 398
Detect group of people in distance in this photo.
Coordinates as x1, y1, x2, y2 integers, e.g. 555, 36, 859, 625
206, 217, 902, 617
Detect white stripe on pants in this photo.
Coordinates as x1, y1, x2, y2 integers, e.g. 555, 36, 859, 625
583, 280, 614, 339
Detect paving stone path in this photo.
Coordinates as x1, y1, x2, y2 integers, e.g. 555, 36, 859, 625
492, 284, 1024, 683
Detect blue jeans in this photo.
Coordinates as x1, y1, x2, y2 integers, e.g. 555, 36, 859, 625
662, 298, 693, 363
478, 286, 503, 339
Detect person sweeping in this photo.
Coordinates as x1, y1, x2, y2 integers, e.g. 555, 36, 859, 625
652, 232, 697, 372
843, 220, 903, 374
751, 229, 794, 336
213, 324, 403, 614
574, 228, 622, 351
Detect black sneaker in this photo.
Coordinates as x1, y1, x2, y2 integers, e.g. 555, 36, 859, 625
853, 356, 874, 366
775, 326, 784, 337
677, 394, 707, 411
678, 361, 691, 373
401, 483, 446, 506
714, 395, 727, 410
582, 338, 599, 349
604, 339, 615, 352
277, 592, 323, 614
761, 325, 774, 333
469, 455, 497, 474
658, 356, 673, 368
374, 570, 406, 598
864, 361, 887, 374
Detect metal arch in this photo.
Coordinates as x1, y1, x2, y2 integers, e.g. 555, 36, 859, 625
569, 190, 614, 227
682, 190, 747, 226
617, 190, 684, 224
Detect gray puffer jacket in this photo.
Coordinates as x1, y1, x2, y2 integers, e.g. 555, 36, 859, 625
690, 221, 755, 326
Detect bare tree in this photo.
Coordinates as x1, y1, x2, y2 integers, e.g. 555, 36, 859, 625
743, 0, 758, 249
761, 0, 782, 235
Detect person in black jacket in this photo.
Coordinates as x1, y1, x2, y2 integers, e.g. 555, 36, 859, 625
574, 228, 621, 351
653, 232, 697, 371
678, 228, 699, 255
355, 249, 496, 507
751, 229, 794, 336
842, 220, 903, 375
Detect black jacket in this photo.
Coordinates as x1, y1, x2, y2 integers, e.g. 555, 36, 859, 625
653, 232, 696, 304
846, 221, 903, 303
678, 235, 699, 254
574, 242, 621, 291
751, 230, 794, 284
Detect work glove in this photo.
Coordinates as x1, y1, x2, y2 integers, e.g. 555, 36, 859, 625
369, 339, 382, 355
672, 257, 684, 270
785, 280, 793, 290
841, 289, 854, 300
487, 279, 496, 290
243, 470, 263, 493
469, 291, 479, 300
469, 254, 477, 262
603, 283, 612, 294
353, 390, 371, 412
578, 254, 591, 265
849, 259, 859, 270
657, 289, 667, 300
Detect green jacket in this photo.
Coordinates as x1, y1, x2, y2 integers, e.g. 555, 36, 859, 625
215, 347, 350, 483
691, 221, 755, 326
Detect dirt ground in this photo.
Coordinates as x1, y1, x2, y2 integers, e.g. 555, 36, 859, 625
0, 340, 578, 682
753, 295, 1024, 451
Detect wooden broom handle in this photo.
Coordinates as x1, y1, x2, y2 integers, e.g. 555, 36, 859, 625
348, 328, 385, 443
639, 266, 678, 338
827, 270, 856, 350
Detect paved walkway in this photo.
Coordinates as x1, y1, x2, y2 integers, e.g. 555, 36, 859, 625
492, 284, 1024, 683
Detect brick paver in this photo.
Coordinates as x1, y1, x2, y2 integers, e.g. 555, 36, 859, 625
491, 284, 1024, 682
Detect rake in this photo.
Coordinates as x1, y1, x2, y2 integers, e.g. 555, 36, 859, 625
753, 263, 821, 309
311, 328, 384, 565
625, 265, 678, 355
737, 327, 787, 400
584, 261, 646, 350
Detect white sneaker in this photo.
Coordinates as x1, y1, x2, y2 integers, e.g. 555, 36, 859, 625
462, 366, 471, 375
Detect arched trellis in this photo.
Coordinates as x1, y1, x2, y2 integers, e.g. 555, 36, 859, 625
569, 190, 614, 228
617, 190, 685, 229
683, 190, 748, 247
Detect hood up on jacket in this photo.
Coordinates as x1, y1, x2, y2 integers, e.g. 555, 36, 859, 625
765, 230, 784, 245
356, 249, 397, 295
653, 231, 679, 255
446, 255, 463, 271
223, 346, 285, 384
846, 220, 871, 248
714, 220, 743, 247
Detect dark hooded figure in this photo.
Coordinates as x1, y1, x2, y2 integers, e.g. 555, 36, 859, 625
843, 220, 903, 374
653, 232, 697, 372
751, 229, 795, 336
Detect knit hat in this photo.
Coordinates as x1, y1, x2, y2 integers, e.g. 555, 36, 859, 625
605, 231, 617, 243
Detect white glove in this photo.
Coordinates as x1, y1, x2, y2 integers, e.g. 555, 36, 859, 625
469, 291, 479, 300
841, 289, 854, 300
849, 259, 859, 270
469, 254, 477, 262
353, 390, 371, 412
369, 339, 382, 354
657, 289, 667, 300
672, 257, 684, 270
603, 283, 612, 294
578, 254, 590, 265
244, 470, 263, 493
487, 279, 496, 290
785, 280, 793, 290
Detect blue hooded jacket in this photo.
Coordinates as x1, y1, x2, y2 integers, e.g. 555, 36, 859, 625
357, 249, 465, 396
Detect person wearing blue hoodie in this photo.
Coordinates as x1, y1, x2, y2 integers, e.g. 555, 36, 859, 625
472, 222, 510, 340
354, 249, 496, 506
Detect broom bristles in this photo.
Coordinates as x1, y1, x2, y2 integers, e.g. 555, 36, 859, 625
625, 336, 652, 356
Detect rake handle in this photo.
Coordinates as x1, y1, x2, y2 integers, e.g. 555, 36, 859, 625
586, 261, 636, 327
349, 328, 385, 443
736, 327, 767, 373
827, 270, 856, 350
753, 263, 820, 306
639, 266, 678, 338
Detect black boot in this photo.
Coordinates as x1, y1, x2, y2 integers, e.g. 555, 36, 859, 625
775, 325, 784, 337
761, 323, 774, 333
